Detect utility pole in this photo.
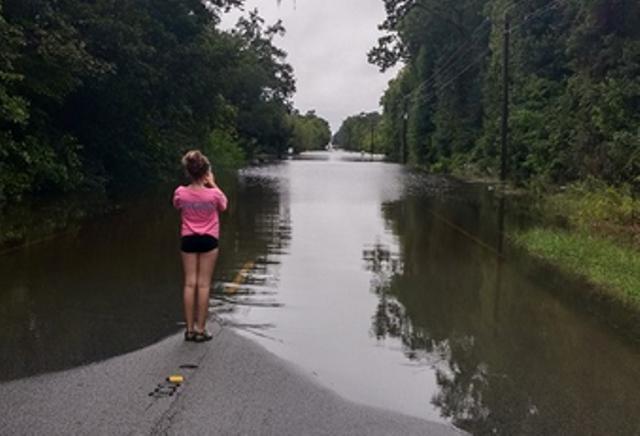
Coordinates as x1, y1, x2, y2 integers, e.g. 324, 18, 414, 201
370, 117, 375, 159
500, 13, 510, 182
402, 101, 409, 164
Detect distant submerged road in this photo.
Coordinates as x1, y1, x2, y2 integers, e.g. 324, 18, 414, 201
1, 326, 463, 436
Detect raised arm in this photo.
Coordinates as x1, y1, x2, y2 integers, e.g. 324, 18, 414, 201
215, 188, 228, 212
204, 171, 228, 212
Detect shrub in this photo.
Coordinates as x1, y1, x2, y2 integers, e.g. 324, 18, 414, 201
204, 128, 246, 169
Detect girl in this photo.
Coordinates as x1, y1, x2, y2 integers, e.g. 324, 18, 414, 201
173, 150, 228, 342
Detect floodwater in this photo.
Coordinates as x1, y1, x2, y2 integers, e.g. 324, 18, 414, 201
1, 151, 639, 435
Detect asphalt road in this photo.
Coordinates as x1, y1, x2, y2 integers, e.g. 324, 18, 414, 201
1, 324, 464, 436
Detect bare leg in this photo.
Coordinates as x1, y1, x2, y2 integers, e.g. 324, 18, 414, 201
181, 252, 199, 333
195, 249, 219, 332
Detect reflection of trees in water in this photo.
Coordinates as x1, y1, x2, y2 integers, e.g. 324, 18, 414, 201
365, 192, 640, 435
431, 338, 493, 432
219, 171, 291, 271
363, 242, 404, 340
362, 194, 534, 435
0, 192, 113, 249
0, 171, 292, 381
363, 237, 495, 433
214, 170, 292, 318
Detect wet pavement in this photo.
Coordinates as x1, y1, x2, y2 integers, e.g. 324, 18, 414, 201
1, 327, 461, 436
1, 151, 640, 435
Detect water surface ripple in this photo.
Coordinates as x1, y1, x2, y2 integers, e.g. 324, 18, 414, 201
1, 151, 639, 435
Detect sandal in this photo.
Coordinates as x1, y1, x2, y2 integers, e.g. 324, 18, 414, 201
194, 330, 213, 343
184, 330, 197, 342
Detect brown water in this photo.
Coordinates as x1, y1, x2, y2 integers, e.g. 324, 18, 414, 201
1, 151, 639, 435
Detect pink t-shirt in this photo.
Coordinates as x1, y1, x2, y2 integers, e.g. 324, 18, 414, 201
173, 186, 228, 238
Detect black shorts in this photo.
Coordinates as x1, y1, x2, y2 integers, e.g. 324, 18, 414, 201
181, 235, 219, 253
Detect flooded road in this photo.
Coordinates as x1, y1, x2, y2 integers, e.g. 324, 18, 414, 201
2, 151, 639, 435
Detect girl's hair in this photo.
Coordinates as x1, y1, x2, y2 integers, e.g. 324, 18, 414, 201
181, 150, 210, 181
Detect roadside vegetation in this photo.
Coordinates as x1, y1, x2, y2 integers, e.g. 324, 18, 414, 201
543, 180, 640, 248
0, 1, 330, 203
332, 112, 385, 154
287, 110, 332, 154
363, 0, 639, 192
515, 228, 640, 303
515, 180, 640, 304
335, 0, 640, 306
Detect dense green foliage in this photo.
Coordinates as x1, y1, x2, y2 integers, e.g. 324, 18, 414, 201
363, 0, 640, 187
545, 179, 640, 243
0, 1, 328, 202
287, 110, 331, 153
333, 112, 384, 153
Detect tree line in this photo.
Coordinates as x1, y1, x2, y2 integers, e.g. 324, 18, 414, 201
332, 112, 384, 153
287, 110, 331, 153
0, 0, 330, 202
342, 0, 640, 188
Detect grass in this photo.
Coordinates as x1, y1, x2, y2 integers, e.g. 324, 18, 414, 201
514, 228, 640, 303
542, 179, 640, 248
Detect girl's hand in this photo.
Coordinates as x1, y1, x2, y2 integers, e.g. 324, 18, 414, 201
204, 171, 216, 188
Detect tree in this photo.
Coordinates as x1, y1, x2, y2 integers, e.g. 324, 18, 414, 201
333, 112, 384, 154
0, 1, 305, 201
369, 0, 640, 188
287, 110, 331, 153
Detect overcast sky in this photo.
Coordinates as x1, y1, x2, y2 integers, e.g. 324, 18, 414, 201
221, 0, 399, 132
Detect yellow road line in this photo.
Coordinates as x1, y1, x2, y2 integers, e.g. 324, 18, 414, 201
225, 260, 256, 294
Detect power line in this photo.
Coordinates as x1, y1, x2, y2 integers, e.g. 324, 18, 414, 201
403, 42, 491, 106
392, 0, 566, 170
510, 0, 563, 32
416, 48, 492, 107
398, 6, 509, 103
428, 18, 492, 83
401, 17, 492, 103
502, 0, 528, 16
397, 0, 565, 107
395, 47, 491, 163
